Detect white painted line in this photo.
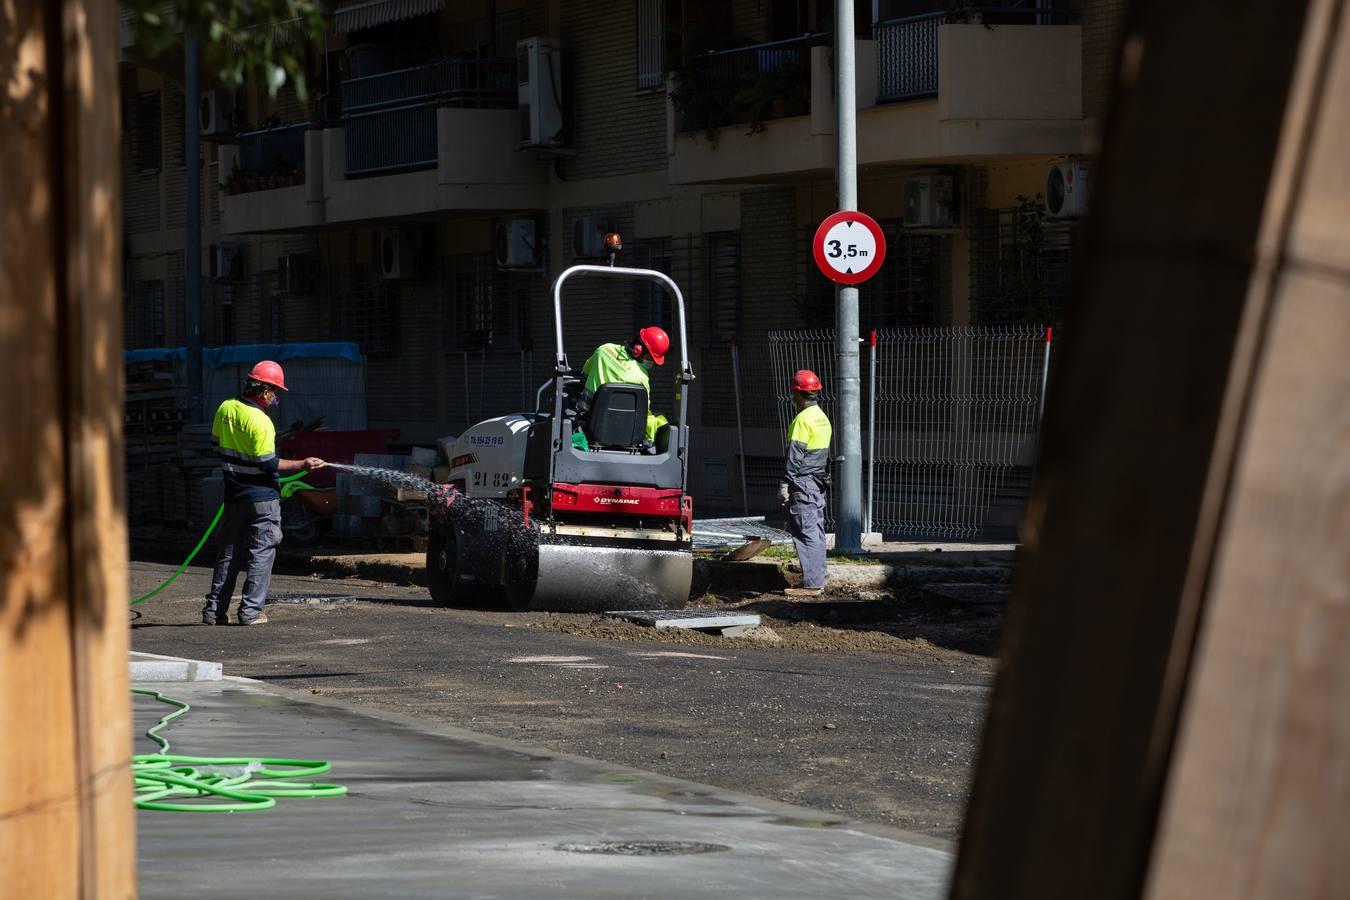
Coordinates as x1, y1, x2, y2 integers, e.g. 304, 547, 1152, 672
507, 655, 594, 664
629, 652, 730, 661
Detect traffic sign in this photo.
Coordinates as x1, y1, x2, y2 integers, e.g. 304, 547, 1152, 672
812, 211, 887, 285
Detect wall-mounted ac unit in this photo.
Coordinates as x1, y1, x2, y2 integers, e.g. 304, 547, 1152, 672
517, 37, 563, 148
903, 175, 955, 228
279, 253, 316, 294
1045, 161, 1089, 218
496, 219, 541, 269
571, 216, 612, 258
378, 228, 417, 280
209, 242, 245, 281
199, 89, 235, 140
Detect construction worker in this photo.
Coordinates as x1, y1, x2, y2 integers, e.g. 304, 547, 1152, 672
201, 360, 325, 626
575, 325, 671, 450
779, 369, 833, 597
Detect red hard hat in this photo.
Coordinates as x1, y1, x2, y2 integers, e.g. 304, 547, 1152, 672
638, 326, 670, 366
247, 360, 288, 392
792, 369, 822, 392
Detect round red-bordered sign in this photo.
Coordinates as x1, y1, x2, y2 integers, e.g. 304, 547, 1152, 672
812, 211, 887, 285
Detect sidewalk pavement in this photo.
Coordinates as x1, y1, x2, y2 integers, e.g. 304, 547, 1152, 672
134, 676, 952, 900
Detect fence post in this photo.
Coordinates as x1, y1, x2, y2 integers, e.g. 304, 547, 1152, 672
867, 330, 877, 536
731, 337, 749, 516
461, 350, 470, 429
1037, 326, 1054, 429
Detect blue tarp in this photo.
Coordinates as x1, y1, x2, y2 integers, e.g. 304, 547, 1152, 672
124, 342, 363, 367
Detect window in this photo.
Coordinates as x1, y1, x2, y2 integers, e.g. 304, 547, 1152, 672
636, 0, 665, 89
262, 272, 284, 343
706, 231, 740, 343
134, 91, 162, 175
444, 254, 530, 351
341, 283, 399, 356
220, 284, 236, 346
628, 237, 673, 334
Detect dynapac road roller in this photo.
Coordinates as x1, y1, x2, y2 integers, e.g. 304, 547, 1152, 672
426, 261, 694, 612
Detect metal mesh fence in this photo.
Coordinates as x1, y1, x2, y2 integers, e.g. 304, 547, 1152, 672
768, 325, 1051, 538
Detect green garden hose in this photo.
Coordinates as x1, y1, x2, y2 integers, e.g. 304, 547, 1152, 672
129, 471, 314, 606
130, 473, 345, 812
132, 689, 346, 812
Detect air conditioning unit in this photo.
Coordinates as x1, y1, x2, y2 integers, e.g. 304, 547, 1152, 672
517, 37, 563, 148
279, 253, 316, 294
209, 242, 245, 281
571, 216, 612, 258
496, 219, 541, 269
1045, 161, 1090, 218
378, 228, 417, 280
199, 89, 235, 140
903, 175, 955, 228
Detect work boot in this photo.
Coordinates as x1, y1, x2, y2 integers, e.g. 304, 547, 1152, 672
785, 587, 825, 598
239, 612, 269, 626
202, 612, 229, 625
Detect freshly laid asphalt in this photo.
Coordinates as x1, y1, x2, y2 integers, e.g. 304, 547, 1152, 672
133, 679, 952, 899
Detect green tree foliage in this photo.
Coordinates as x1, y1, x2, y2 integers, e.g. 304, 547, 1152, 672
123, 0, 325, 98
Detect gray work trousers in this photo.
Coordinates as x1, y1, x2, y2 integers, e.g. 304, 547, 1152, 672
202, 499, 282, 623
787, 476, 827, 589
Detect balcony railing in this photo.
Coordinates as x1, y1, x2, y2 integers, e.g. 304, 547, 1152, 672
875, 6, 1078, 103
672, 33, 828, 134
228, 122, 307, 193
341, 57, 516, 178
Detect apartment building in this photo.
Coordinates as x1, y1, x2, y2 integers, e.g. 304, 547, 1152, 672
120, 0, 1126, 519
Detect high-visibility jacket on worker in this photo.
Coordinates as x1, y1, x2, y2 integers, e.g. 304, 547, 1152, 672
785, 402, 832, 487
580, 342, 668, 443
212, 397, 281, 502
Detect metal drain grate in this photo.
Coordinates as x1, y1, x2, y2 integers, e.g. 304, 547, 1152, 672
555, 840, 730, 856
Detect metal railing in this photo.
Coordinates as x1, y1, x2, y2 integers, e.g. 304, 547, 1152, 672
341, 57, 516, 113
344, 103, 439, 178
341, 57, 515, 178
675, 33, 827, 132
874, 5, 1079, 103
235, 123, 308, 188
768, 325, 1053, 538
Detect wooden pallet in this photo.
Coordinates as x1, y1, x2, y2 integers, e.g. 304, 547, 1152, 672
375, 533, 427, 554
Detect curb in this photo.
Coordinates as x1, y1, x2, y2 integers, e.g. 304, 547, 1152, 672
130, 651, 222, 682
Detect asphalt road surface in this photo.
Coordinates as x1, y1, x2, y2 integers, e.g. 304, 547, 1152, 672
129, 560, 996, 839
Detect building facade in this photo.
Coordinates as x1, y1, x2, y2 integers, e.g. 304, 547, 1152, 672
120, 0, 1127, 523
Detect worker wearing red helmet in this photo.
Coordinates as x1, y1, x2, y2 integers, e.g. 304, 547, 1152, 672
780, 369, 833, 597
200, 361, 325, 626
575, 326, 672, 450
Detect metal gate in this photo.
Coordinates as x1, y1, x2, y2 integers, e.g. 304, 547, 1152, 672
768, 325, 1052, 539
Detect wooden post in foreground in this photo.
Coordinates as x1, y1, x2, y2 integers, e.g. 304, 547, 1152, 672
0, 1, 136, 896
952, 0, 1350, 898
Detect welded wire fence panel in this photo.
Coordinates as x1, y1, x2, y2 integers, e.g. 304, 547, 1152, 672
872, 325, 1047, 537
875, 14, 941, 102
769, 325, 1050, 539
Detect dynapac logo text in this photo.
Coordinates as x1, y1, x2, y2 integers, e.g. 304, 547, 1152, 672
594, 497, 639, 505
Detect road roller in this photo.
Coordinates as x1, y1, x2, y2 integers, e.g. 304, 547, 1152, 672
426, 260, 694, 612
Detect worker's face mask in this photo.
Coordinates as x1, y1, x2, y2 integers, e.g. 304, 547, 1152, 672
641, 359, 654, 373
261, 388, 280, 409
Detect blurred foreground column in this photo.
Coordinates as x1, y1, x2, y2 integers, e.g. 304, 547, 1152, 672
0, 1, 136, 897
952, 0, 1349, 898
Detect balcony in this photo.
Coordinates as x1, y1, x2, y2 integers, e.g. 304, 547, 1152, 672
221, 57, 545, 235
671, 33, 828, 136
341, 57, 516, 178
668, 11, 1083, 185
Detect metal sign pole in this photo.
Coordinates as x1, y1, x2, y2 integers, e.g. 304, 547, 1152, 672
731, 337, 749, 516
834, 3, 864, 553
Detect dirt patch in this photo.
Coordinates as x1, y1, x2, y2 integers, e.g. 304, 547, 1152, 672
524, 594, 1001, 667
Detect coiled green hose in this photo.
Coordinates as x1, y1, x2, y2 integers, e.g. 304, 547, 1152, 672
132, 689, 347, 812
130, 472, 345, 812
